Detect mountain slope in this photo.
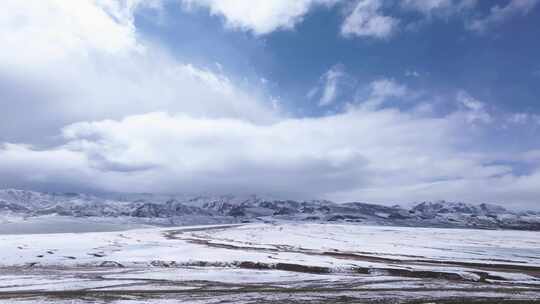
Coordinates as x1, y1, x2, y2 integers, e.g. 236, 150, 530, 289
0, 189, 538, 230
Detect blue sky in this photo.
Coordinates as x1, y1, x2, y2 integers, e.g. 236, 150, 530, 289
0, 0, 539, 209
136, 0, 540, 116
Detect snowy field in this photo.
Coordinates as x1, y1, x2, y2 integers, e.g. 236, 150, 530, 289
0, 223, 539, 303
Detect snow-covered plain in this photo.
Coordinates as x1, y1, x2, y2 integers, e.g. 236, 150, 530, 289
0, 223, 539, 303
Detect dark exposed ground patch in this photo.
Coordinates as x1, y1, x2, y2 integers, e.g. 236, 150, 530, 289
1, 286, 540, 303
164, 228, 540, 284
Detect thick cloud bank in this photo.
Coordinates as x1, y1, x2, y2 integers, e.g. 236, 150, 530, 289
0, 0, 539, 208
2, 107, 540, 208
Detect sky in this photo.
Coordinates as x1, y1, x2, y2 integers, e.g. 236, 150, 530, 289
0, 0, 539, 209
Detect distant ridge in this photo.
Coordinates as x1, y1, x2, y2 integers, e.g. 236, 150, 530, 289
1, 189, 539, 230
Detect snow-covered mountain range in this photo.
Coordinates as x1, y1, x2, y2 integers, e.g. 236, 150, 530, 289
0, 189, 539, 230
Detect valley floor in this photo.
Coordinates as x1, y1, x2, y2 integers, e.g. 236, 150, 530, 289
0, 223, 539, 303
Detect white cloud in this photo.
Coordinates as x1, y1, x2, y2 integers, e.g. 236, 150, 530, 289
307, 64, 351, 106
320, 65, 347, 106
507, 113, 530, 124
359, 78, 409, 109
2, 106, 539, 207
370, 78, 408, 98
0, 0, 144, 66
468, 0, 539, 33
329, 171, 540, 208
0, 143, 95, 192
401, 0, 452, 14
341, 0, 399, 39
457, 90, 484, 111
506, 113, 540, 126
320, 66, 343, 106
309, 70, 409, 110
181, 0, 339, 35
400, 0, 477, 15
1, 1, 540, 209
405, 70, 421, 77
177, 0, 535, 41
0, 0, 278, 143
178, 0, 533, 41
456, 90, 492, 124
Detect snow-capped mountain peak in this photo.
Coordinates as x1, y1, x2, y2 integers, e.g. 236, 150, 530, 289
0, 189, 538, 230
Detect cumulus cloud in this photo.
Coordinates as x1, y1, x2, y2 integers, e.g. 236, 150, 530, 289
181, 0, 339, 35
177, 0, 534, 40
341, 0, 399, 39
0, 0, 141, 65
0, 0, 278, 143
177, 0, 535, 40
468, 0, 539, 33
